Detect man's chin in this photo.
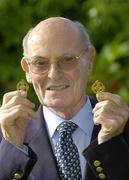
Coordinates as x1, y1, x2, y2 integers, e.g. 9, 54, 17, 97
44, 98, 67, 109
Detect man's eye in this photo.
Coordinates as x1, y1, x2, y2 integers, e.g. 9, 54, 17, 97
34, 60, 48, 66
61, 57, 75, 63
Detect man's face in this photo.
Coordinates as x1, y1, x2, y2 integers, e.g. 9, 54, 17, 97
21, 19, 92, 113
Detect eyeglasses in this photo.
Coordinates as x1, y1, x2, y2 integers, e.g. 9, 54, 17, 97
26, 49, 87, 75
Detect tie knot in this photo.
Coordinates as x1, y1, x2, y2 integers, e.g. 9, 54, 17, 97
57, 121, 77, 135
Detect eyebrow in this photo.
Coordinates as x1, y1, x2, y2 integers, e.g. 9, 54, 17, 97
60, 52, 77, 56
31, 55, 49, 60
30, 53, 77, 60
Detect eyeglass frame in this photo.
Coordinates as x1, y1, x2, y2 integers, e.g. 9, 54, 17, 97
25, 48, 88, 75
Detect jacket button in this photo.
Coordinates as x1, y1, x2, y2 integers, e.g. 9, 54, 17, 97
98, 173, 106, 179
96, 166, 103, 172
14, 173, 23, 179
93, 160, 101, 167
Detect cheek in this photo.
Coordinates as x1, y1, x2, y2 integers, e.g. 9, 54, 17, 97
69, 68, 81, 80
30, 74, 47, 97
70, 67, 87, 90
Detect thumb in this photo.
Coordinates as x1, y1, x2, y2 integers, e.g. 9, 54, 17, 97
96, 92, 107, 102
96, 92, 123, 106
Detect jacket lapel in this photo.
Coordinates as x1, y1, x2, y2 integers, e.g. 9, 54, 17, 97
25, 106, 60, 180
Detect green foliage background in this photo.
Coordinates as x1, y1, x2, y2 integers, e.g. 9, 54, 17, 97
0, 0, 129, 106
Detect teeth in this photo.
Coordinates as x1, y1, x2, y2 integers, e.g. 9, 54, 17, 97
47, 85, 68, 91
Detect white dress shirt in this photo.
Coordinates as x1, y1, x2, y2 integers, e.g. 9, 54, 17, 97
43, 96, 94, 179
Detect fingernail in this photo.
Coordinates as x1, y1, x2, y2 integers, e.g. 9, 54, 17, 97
96, 92, 104, 99
19, 90, 27, 96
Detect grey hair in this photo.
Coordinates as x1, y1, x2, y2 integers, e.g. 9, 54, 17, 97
22, 28, 34, 57
74, 21, 93, 49
22, 19, 94, 57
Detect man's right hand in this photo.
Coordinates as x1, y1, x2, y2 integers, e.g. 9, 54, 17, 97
0, 90, 37, 147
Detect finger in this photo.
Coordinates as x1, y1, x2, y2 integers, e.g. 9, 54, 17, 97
2, 96, 35, 110
96, 92, 124, 106
93, 100, 123, 116
93, 93, 129, 118
93, 100, 129, 124
93, 105, 124, 121
92, 100, 116, 113
3, 90, 27, 105
93, 114, 121, 127
2, 111, 29, 127
12, 105, 38, 120
1, 116, 28, 147
1, 105, 37, 124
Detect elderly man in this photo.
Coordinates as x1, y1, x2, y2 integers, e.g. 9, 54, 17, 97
0, 17, 129, 180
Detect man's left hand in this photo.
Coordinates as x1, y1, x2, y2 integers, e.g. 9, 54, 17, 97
93, 92, 129, 144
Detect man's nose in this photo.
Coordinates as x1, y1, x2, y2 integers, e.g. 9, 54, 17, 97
48, 63, 62, 80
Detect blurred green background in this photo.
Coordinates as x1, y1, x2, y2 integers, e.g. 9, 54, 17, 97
0, 0, 129, 107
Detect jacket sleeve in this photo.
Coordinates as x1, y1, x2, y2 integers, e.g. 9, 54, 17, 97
0, 138, 37, 180
83, 120, 129, 180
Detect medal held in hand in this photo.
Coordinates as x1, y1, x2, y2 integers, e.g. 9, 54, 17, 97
91, 80, 105, 94
16, 79, 29, 92
2, 80, 29, 140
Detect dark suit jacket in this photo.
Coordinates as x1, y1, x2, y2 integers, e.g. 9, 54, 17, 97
0, 96, 129, 180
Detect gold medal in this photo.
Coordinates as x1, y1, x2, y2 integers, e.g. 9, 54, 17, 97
16, 79, 29, 92
91, 80, 105, 94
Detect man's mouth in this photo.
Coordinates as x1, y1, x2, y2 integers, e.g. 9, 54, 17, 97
46, 85, 69, 91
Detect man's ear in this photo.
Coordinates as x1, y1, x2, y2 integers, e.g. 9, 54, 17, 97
21, 57, 32, 83
86, 47, 94, 75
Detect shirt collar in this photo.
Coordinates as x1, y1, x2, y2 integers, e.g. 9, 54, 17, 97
43, 96, 93, 138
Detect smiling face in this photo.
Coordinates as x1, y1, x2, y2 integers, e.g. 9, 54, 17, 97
21, 17, 93, 118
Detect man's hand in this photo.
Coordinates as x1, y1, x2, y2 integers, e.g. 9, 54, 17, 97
0, 91, 37, 147
93, 92, 129, 144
